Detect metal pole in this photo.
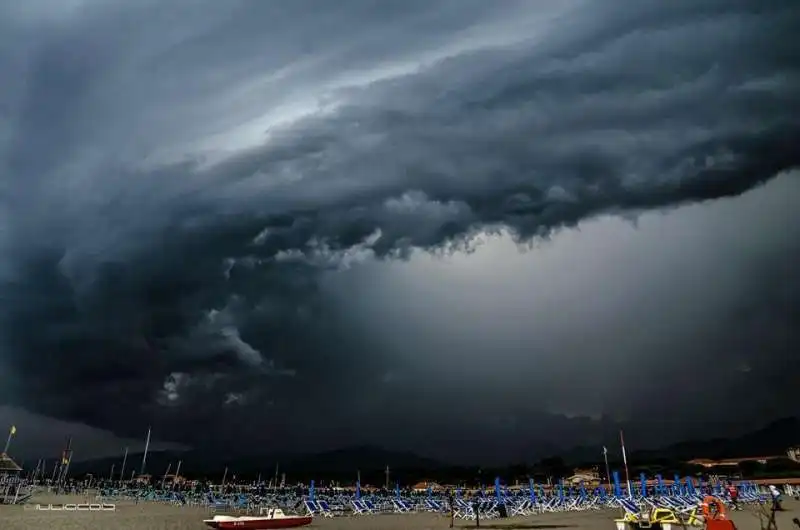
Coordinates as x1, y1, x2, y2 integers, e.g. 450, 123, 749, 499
140, 427, 151, 476
603, 446, 612, 492
2, 427, 13, 454
162, 462, 172, 489
120, 447, 128, 483
620, 430, 632, 497
62, 451, 72, 484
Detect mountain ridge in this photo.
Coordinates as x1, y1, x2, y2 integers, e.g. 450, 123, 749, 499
64, 417, 799, 479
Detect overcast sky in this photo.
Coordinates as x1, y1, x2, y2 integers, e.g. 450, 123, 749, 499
0, 0, 798, 465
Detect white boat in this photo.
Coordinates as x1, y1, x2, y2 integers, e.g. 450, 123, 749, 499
203, 508, 313, 529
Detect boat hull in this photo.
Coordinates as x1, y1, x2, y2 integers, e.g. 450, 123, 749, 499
204, 516, 313, 529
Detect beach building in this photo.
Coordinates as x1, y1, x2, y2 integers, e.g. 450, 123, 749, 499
0, 453, 28, 505
411, 481, 442, 492
0, 453, 22, 474
134, 473, 152, 484
163, 473, 186, 485
686, 455, 781, 468
566, 467, 600, 485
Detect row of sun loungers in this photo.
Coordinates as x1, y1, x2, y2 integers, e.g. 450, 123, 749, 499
90, 479, 777, 521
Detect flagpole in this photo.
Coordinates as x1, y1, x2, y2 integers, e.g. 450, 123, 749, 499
120, 447, 129, 483
63, 450, 72, 480
2, 425, 14, 454
140, 426, 151, 476
602, 446, 612, 492
58, 436, 73, 485
620, 430, 632, 497
60, 436, 73, 485
162, 462, 172, 489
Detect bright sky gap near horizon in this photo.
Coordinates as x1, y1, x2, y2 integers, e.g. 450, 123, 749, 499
0, 0, 798, 466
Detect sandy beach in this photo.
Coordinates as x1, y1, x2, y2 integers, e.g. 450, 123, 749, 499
1, 494, 796, 530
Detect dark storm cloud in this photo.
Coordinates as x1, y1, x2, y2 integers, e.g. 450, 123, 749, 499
330, 171, 799, 452
0, 0, 798, 459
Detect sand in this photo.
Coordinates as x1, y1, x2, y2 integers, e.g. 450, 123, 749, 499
1, 494, 796, 530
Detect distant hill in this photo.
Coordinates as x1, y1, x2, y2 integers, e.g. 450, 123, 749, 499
67, 417, 799, 480
68, 445, 443, 482
502, 417, 800, 467
282, 445, 442, 475
633, 417, 800, 462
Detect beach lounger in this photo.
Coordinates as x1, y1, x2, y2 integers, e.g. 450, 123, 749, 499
510, 499, 531, 516
470, 501, 497, 519
616, 497, 642, 522
392, 499, 411, 513
316, 500, 335, 517
351, 499, 369, 515
424, 498, 444, 512
453, 499, 473, 519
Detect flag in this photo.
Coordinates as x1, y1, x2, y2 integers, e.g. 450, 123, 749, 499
602, 446, 607, 456
9, 425, 15, 435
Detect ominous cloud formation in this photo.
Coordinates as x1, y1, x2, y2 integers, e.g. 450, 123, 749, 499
0, 0, 798, 462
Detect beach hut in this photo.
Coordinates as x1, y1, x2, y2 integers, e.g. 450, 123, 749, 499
0, 453, 22, 473
0, 452, 31, 505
